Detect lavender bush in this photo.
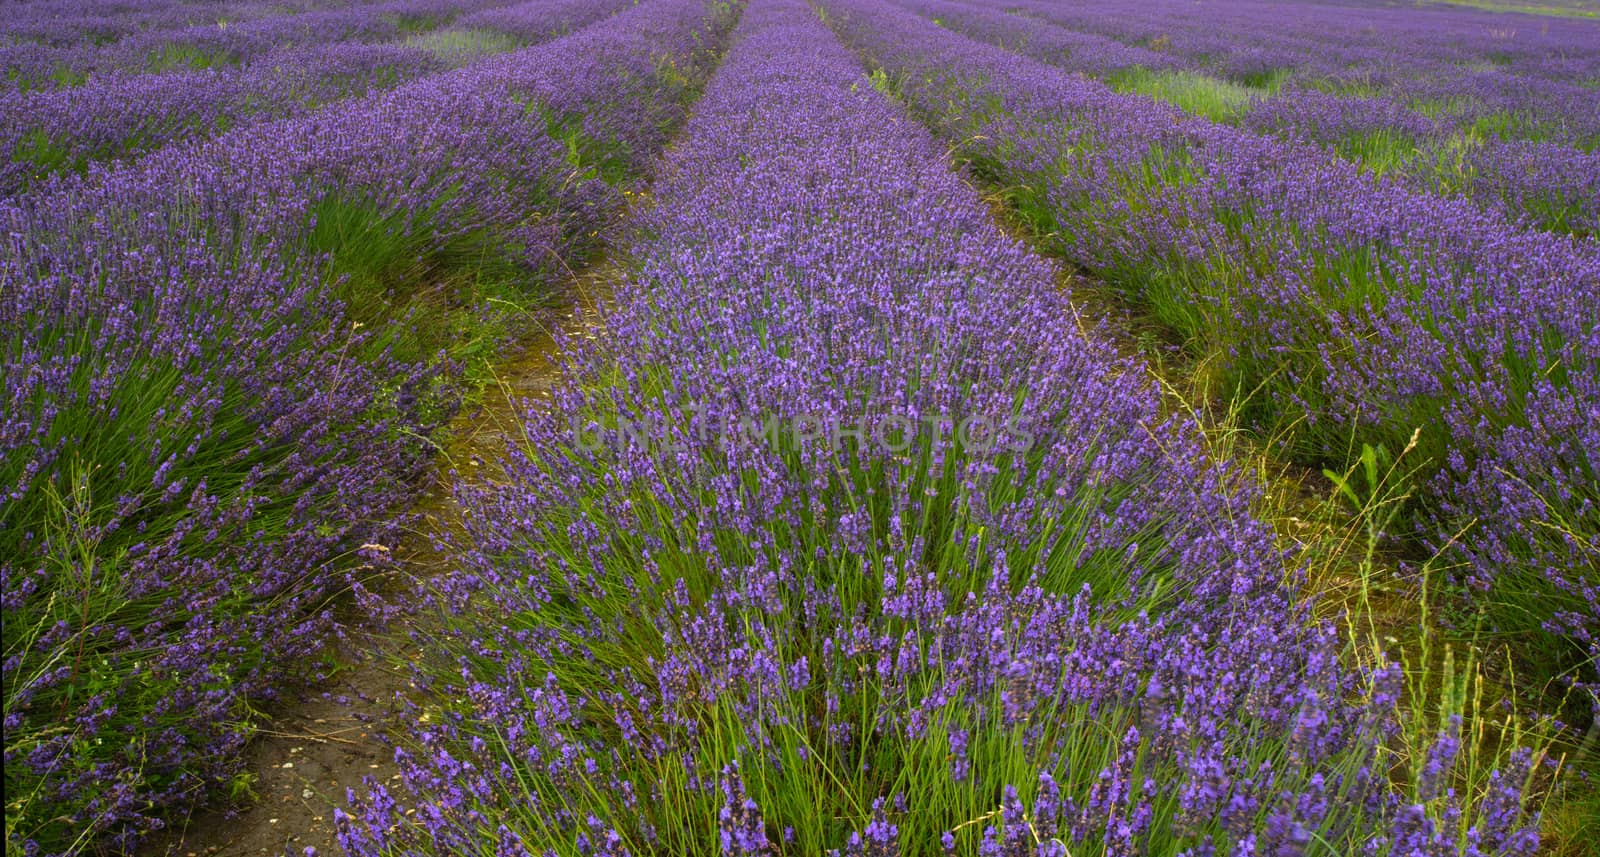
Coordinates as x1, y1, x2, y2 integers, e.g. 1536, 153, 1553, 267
337, 2, 1547, 853
1, 0, 735, 850
819, 0, 1599, 714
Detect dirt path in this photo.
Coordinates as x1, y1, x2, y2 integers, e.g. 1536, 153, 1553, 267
142, 263, 617, 857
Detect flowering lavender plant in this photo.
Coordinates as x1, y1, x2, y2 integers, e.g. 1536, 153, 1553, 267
1, 0, 734, 850
906, 0, 1600, 235
823, 0, 1598, 715
337, 2, 1547, 853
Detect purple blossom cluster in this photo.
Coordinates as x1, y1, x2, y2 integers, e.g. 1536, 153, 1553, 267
898, 0, 1600, 235
336, 1, 1543, 853
822, 0, 1599, 706
1451, 137, 1600, 236
1, 0, 734, 851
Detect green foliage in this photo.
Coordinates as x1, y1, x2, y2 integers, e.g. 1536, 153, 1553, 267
1109, 67, 1271, 122
1429, 0, 1600, 19
50, 65, 90, 87
405, 28, 521, 63
227, 770, 259, 803
6, 64, 89, 92
1231, 67, 1292, 90
1471, 108, 1536, 142
9, 129, 78, 179
308, 193, 541, 380
541, 111, 635, 187
1335, 128, 1424, 176
146, 43, 237, 72
385, 12, 448, 35
1311, 77, 1382, 97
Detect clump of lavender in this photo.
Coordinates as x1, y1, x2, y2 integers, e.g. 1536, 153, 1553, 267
338, 2, 1546, 853
822, 0, 1598, 714
1, 0, 736, 851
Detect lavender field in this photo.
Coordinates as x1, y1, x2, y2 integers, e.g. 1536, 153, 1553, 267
2, 0, 1596, 854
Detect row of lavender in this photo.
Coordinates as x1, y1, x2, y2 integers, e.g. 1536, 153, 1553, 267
1008, 0, 1600, 86
337, 1, 1543, 852
0, 0, 735, 851
2, 0, 490, 90
1000, 0, 1600, 138
1019, 0, 1600, 235
822, 1, 1599, 708
902, 0, 1600, 236
1, 0, 364, 49
1, 0, 650, 196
